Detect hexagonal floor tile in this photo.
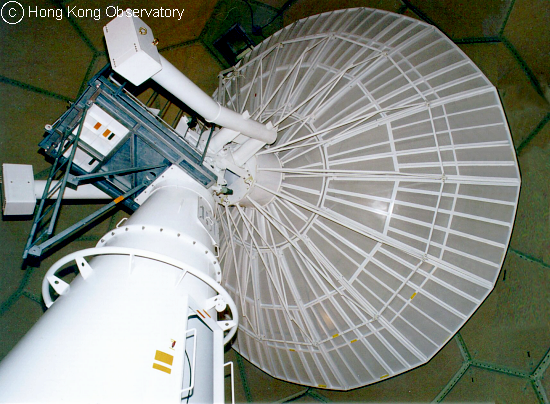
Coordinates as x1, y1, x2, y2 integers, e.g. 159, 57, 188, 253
510, 121, 550, 264
0, 295, 43, 360
460, 253, 550, 373
443, 366, 537, 402
0, 0, 94, 100
407, 0, 513, 39
503, 0, 550, 88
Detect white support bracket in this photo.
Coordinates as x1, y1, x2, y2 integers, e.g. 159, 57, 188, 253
47, 275, 70, 298
217, 319, 237, 332
76, 257, 93, 280
205, 296, 227, 312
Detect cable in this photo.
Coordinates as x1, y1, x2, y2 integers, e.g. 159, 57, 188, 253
184, 350, 192, 404
244, 0, 254, 26
184, 314, 197, 404
243, 0, 265, 38
258, 0, 295, 31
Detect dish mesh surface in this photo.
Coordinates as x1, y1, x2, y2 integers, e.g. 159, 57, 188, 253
216, 8, 520, 390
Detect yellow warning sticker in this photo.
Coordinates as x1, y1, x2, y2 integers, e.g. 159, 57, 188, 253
153, 363, 171, 374
155, 350, 174, 366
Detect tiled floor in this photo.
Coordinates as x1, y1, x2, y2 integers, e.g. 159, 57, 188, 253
0, 0, 548, 402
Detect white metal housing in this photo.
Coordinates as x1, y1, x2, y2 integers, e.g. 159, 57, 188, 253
66, 104, 130, 172
0, 167, 237, 403
2, 163, 35, 215
103, 12, 162, 86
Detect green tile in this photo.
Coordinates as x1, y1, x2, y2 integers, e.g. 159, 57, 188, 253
90, 54, 109, 77
282, 393, 319, 403
0, 0, 93, 100
516, 113, 550, 154
459, 42, 515, 87
256, 0, 290, 9
0, 232, 27, 305
443, 366, 536, 402
0, 296, 43, 360
201, 0, 281, 68
161, 43, 223, 95
500, 70, 549, 148
225, 349, 251, 404
69, 0, 218, 52
407, 0, 513, 39
234, 349, 306, 402
543, 369, 550, 402
402, 8, 422, 21
510, 122, 550, 264
458, 41, 549, 148
0, 85, 66, 168
75, 54, 108, 97
283, 0, 403, 25
461, 254, 550, 373
502, 0, 550, 88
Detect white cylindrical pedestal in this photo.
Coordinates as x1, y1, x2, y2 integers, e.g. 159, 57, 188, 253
0, 167, 233, 404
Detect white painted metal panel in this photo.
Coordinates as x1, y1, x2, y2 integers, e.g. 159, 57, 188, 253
2, 164, 35, 215
103, 12, 162, 86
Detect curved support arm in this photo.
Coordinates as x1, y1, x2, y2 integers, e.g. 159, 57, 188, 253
153, 56, 277, 144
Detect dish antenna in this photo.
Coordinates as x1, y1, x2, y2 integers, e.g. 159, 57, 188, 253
0, 7, 520, 402
215, 8, 521, 389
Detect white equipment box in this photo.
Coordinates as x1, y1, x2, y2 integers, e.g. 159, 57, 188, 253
66, 104, 130, 172
2, 164, 36, 215
103, 11, 162, 86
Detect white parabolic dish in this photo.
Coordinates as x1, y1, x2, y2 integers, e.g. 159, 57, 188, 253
216, 8, 521, 390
